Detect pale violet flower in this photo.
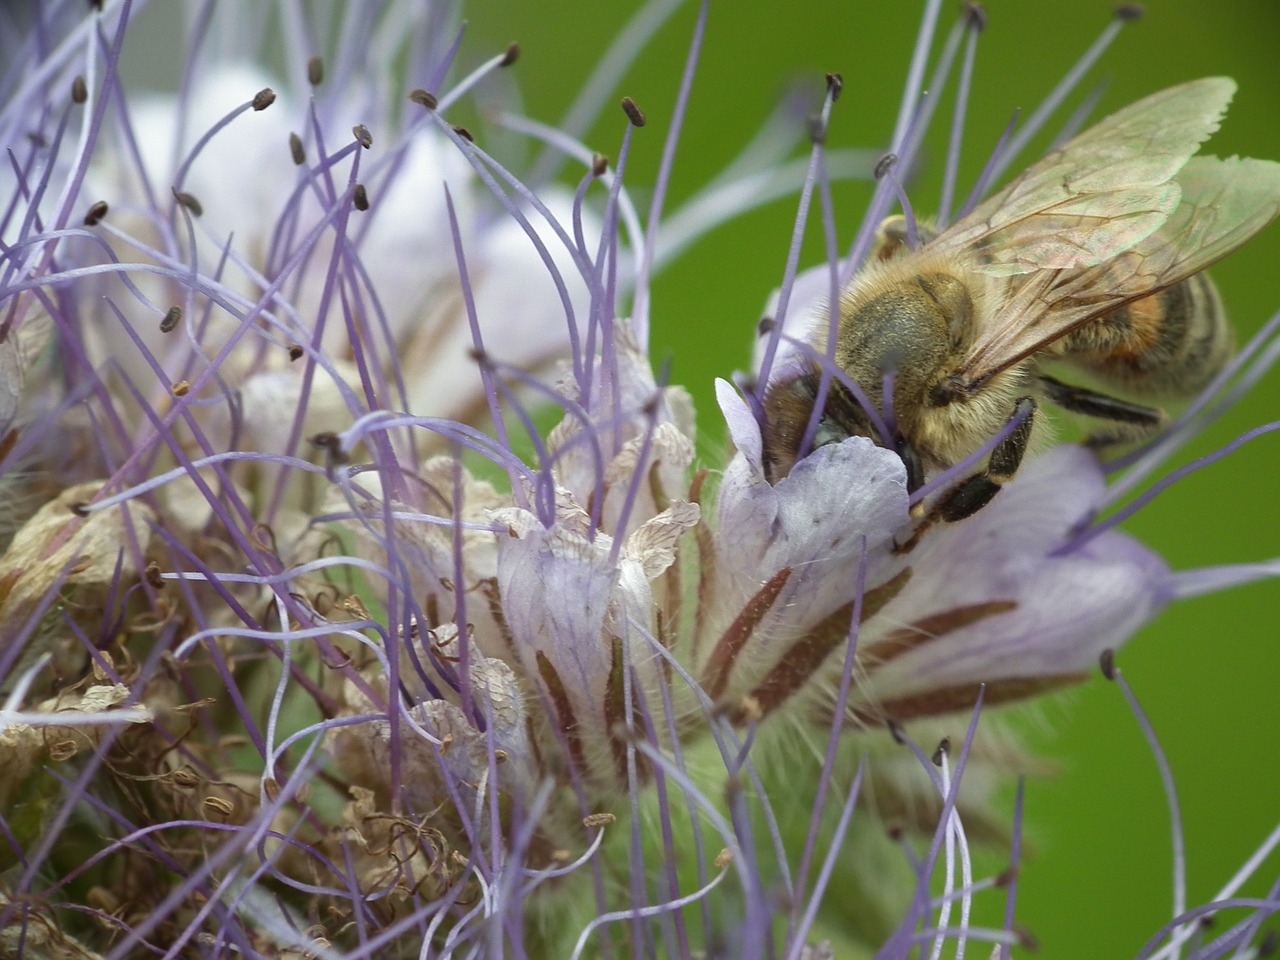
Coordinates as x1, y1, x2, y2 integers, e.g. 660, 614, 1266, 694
1, 2, 1277, 959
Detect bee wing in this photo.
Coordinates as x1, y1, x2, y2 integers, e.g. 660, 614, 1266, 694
932, 77, 1238, 275
956, 154, 1280, 386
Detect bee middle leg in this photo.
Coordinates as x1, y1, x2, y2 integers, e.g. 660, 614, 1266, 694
895, 397, 1036, 553
1037, 375, 1167, 449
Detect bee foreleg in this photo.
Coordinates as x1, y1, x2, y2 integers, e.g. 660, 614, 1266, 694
895, 398, 1036, 552
896, 433, 927, 516
1037, 375, 1167, 448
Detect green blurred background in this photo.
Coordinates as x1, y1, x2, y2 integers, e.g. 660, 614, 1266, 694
467, 1, 1280, 955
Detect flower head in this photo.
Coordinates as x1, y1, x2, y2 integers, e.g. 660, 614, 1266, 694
2, 2, 1278, 958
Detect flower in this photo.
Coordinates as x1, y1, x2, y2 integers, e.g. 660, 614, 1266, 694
2, 2, 1278, 958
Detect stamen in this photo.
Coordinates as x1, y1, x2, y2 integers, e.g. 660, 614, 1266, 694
620, 96, 646, 128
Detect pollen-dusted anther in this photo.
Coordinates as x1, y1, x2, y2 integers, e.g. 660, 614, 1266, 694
289, 131, 305, 165
1114, 2, 1145, 20
931, 737, 951, 766
501, 42, 520, 67
825, 72, 843, 101
409, 88, 438, 109
965, 1, 988, 31
582, 812, 616, 829
172, 188, 203, 216
251, 87, 276, 111
307, 55, 324, 86
591, 153, 609, 177
353, 184, 369, 211
453, 125, 474, 142
172, 380, 190, 397
71, 75, 88, 104
288, 344, 303, 361
82, 200, 108, 226
352, 124, 372, 149
714, 849, 733, 870
621, 96, 646, 128
874, 152, 898, 179
160, 306, 182, 333
1099, 648, 1117, 680
144, 562, 165, 589
203, 796, 235, 818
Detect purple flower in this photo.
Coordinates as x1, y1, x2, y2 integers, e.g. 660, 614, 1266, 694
1, 3, 1277, 958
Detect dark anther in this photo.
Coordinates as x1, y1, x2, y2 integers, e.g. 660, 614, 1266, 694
409, 89, 438, 110
621, 96, 646, 128
83, 200, 108, 226
353, 184, 369, 211
501, 42, 520, 67
71, 76, 88, 104
887, 719, 905, 744
592, 153, 609, 177
288, 344, 304, 361
468, 346, 491, 366
172, 189, 203, 216
757, 316, 776, 336
1099, 649, 1116, 680
252, 88, 276, 111
307, 55, 324, 86
931, 737, 951, 766
160, 306, 182, 333
311, 432, 349, 465
289, 132, 305, 165
994, 866, 1017, 888
825, 72, 843, 101
1015, 928, 1040, 952
964, 2, 988, 31
453, 126, 474, 142
1114, 3, 1145, 20
874, 153, 898, 179
1257, 929, 1277, 958
71, 502, 91, 517
352, 124, 372, 149
144, 562, 165, 590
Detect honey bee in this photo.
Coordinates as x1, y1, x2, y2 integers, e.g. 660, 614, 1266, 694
761, 77, 1280, 533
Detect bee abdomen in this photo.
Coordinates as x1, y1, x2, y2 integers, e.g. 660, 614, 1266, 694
1061, 273, 1232, 397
